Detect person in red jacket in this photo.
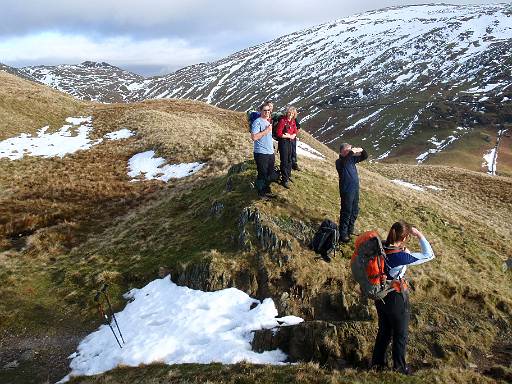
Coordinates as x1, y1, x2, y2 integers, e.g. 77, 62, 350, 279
276, 106, 298, 188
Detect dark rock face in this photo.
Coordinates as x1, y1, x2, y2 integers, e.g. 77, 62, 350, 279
252, 320, 376, 368
238, 207, 292, 253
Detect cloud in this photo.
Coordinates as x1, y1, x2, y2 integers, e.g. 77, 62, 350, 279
0, 32, 214, 70
0, 0, 492, 75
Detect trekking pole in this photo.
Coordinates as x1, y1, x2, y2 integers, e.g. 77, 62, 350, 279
94, 291, 122, 349
100, 284, 126, 344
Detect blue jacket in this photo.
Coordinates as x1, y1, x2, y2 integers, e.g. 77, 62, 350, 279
335, 149, 368, 194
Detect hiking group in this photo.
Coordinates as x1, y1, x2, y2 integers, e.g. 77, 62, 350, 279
249, 100, 300, 199
249, 101, 436, 375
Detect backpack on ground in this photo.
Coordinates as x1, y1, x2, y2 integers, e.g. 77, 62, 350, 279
351, 231, 395, 301
247, 110, 261, 132
310, 219, 339, 260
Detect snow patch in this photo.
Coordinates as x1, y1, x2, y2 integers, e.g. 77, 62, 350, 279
391, 179, 425, 192
0, 117, 100, 160
425, 185, 445, 191
60, 276, 303, 381
296, 139, 325, 160
127, 151, 205, 182
483, 148, 497, 175
104, 129, 135, 140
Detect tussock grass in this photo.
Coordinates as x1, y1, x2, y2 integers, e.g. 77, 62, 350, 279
0, 71, 89, 139
67, 362, 501, 384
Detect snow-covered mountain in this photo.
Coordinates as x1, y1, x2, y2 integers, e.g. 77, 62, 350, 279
22, 61, 145, 103
0, 62, 36, 82
20, 4, 512, 162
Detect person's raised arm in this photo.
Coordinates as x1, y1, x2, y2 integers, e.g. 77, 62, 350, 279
352, 147, 368, 163
407, 227, 435, 265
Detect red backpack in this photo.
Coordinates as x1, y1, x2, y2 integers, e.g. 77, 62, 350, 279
351, 231, 395, 301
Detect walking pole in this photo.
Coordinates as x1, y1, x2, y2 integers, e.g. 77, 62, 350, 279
100, 284, 126, 344
94, 291, 122, 348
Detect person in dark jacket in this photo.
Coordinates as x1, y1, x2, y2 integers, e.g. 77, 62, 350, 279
372, 221, 435, 374
335, 143, 368, 243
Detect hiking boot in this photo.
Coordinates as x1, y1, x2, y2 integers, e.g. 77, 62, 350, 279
321, 254, 331, 263
292, 164, 300, 171
281, 181, 290, 189
340, 235, 350, 244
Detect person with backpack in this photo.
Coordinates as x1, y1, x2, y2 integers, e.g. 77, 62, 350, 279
276, 106, 298, 189
336, 143, 368, 243
251, 102, 275, 199
371, 221, 435, 374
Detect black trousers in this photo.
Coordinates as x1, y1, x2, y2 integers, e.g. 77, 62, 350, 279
372, 291, 410, 372
254, 152, 275, 195
291, 139, 298, 167
339, 189, 359, 237
278, 139, 293, 182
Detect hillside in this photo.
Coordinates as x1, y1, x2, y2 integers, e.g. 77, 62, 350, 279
0, 71, 511, 384
18, 4, 512, 173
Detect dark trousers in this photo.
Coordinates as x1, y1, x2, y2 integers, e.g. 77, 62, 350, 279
278, 139, 293, 182
372, 291, 409, 372
339, 189, 359, 237
254, 152, 275, 195
291, 139, 298, 167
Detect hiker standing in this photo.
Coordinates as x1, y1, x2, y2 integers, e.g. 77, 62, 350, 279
336, 143, 368, 243
372, 221, 435, 374
251, 102, 275, 198
276, 106, 298, 189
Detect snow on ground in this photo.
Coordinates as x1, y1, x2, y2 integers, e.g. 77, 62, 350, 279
0, 118, 135, 160
104, 128, 135, 140
416, 128, 469, 163
483, 148, 497, 175
0, 117, 98, 160
60, 276, 303, 381
391, 179, 425, 191
391, 179, 445, 192
425, 185, 445, 191
296, 139, 325, 160
127, 150, 205, 182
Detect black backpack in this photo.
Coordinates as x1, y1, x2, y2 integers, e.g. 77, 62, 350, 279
311, 220, 339, 259
271, 112, 284, 140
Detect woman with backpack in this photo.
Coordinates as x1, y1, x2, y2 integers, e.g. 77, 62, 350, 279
372, 221, 435, 374
276, 106, 298, 189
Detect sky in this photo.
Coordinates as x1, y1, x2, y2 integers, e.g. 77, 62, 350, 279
0, 0, 495, 76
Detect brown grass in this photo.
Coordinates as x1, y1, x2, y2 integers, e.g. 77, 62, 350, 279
0, 71, 90, 139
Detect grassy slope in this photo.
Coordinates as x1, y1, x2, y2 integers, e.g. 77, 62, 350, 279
0, 71, 89, 139
0, 74, 511, 383
68, 363, 509, 384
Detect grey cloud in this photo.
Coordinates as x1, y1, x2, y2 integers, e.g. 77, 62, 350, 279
0, 0, 491, 40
